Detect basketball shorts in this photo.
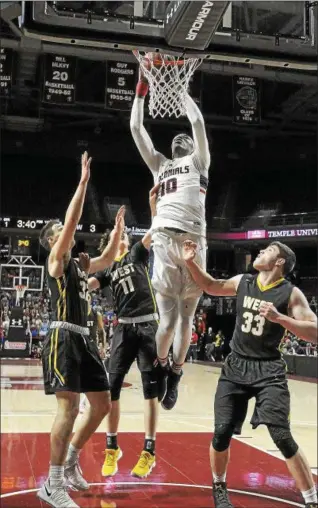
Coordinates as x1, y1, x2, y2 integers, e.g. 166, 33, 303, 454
151, 228, 207, 299
214, 352, 290, 431
42, 328, 109, 395
109, 321, 158, 375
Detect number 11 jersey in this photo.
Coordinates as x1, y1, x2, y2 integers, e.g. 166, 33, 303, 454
231, 274, 293, 359
152, 152, 209, 237
94, 242, 157, 319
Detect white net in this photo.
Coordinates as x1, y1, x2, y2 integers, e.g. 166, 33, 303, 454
134, 51, 202, 118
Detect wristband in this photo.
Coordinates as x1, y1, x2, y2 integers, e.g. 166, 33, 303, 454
136, 81, 149, 98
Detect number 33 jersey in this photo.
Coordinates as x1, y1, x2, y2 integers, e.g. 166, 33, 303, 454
152, 152, 209, 237
231, 274, 293, 359
94, 242, 157, 319
46, 257, 88, 327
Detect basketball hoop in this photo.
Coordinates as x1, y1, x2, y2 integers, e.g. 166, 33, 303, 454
133, 51, 202, 118
15, 285, 26, 306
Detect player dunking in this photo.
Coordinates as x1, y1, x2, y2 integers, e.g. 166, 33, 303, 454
130, 67, 210, 410
38, 152, 125, 508
88, 185, 161, 479
183, 240, 318, 508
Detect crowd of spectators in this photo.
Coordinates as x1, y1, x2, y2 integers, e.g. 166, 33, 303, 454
1, 285, 317, 361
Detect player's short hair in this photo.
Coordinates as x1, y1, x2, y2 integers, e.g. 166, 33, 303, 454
98, 230, 111, 253
98, 229, 132, 253
270, 241, 296, 275
39, 220, 60, 251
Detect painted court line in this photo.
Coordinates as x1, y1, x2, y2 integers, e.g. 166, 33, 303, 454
0, 481, 303, 506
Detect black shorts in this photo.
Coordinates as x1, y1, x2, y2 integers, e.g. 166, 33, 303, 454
42, 328, 109, 395
214, 352, 290, 431
109, 321, 157, 374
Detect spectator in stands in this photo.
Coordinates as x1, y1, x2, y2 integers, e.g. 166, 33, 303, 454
214, 331, 224, 362
187, 327, 199, 362
205, 327, 216, 361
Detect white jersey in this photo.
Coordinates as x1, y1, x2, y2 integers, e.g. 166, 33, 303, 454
151, 152, 208, 237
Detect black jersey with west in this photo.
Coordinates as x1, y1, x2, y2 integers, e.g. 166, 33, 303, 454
95, 242, 157, 319
87, 308, 98, 342
231, 274, 293, 359
46, 257, 89, 327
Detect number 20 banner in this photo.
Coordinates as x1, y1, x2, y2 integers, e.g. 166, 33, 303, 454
43, 54, 77, 105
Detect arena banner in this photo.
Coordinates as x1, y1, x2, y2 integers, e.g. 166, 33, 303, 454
105, 60, 137, 110
43, 54, 77, 105
164, 1, 230, 50
0, 307, 29, 358
233, 76, 261, 125
0, 47, 14, 97
209, 228, 318, 241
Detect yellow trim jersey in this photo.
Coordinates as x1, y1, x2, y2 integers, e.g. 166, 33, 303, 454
231, 274, 293, 359
46, 257, 89, 327
94, 241, 157, 319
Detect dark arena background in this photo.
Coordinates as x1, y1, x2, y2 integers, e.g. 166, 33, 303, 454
0, 2, 317, 507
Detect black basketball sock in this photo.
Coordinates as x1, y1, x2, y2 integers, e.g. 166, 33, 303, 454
144, 437, 155, 455
106, 433, 118, 450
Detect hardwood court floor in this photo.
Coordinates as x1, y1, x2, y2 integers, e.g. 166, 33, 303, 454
1, 360, 317, 507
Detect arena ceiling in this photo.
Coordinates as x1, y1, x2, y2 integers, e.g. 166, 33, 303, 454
0, 1, 317, 143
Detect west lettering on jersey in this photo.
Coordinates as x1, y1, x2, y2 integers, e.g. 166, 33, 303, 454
243, 296, 271, 311
158, 165, 190, 182
111, 263, 135, 282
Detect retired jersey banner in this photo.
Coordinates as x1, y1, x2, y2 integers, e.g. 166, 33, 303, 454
43, 54, 77, 105
233, 76, 261, 125
105, 60, 137, 110
0, 47, 14, 97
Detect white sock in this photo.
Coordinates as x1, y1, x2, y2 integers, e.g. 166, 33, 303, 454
213, 472, 226, 484
301, 486, 318, 504
49, 465, 64, 486
65, 443, 80, 466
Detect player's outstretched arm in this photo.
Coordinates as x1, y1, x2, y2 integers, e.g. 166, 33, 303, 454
130, 72, 166, 177
182, 241, 242, 296
185, 92, 210, 169
142, 183, 159, 250
259, 287, 318, 343
89, 206, 126, 273
49, 152, 91, 278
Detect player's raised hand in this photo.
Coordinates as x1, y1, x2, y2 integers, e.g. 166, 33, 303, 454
80, 151, 92, 184
114, 205, 126, 232
182, 240, 198, 262
149, 183, 160, 216
78, 252, 91, 274
259, 302, 281, 323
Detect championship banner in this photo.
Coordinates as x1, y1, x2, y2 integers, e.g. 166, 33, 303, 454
43, 54, 77, 105
105, 60, 137, 110
0, 47, 13, 97
233, 76, 261, 125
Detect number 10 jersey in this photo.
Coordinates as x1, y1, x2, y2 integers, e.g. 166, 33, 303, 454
152, 152, 209, 237
231, 274, 293, 359
95, 242, 157, 319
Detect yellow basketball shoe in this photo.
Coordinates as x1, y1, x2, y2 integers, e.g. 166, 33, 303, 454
131, 451, 156, 478
101, 447, 123, 477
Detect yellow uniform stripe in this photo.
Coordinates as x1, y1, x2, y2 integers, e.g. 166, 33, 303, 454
257, 275, 285, 292
48, 329, 54, 372
53, 328, 65, 385
144, 267, 159, 324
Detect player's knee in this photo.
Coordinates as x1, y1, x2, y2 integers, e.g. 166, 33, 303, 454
267, 425, 299, 459
141, 371, 158, 400
212, 424, 235, 452
109, 373, 125, 402
179, 297, 199, 319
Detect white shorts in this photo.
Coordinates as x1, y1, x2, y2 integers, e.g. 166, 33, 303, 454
151, 228, 207, 299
